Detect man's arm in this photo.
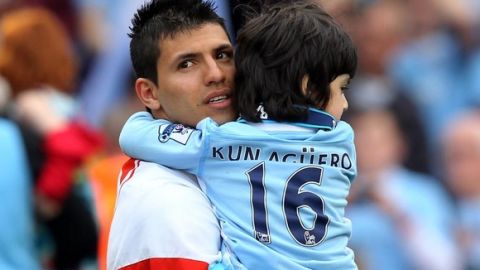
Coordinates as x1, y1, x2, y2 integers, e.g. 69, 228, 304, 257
107, 161, 221, 270
119, 112, 205, 173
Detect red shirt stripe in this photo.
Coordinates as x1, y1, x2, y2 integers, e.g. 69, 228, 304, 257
119, 158, 139, 185
119, 257, 209, 270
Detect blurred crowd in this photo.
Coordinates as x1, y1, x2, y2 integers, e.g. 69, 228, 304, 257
0, 0, 479, 269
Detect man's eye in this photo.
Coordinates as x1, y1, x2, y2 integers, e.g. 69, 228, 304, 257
178, 60, 193, 69
217, 51, 232, 60
341, 86, 349, 93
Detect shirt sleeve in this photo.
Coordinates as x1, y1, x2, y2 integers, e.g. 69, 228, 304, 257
119, 112, 205, 173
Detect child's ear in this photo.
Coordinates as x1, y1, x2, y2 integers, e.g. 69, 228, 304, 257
135, 78, 161, 110
301, 75, 310, 96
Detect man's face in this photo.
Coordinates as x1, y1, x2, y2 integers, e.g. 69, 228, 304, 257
153, 23, 236, 127
444, 124, 480, 199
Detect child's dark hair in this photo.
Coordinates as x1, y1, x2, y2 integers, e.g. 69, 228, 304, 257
129, 0, 229, 84
235, 1, 357, 122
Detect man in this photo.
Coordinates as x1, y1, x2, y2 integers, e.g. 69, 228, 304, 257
442, 109, 480, 270
346, 107, 459, 270
106, 0, 235, 269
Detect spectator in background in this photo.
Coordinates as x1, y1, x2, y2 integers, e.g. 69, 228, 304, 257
442, 109, 480, 270
0, 84, 39, 269
389, 0, 480, 150
345, 0, 431, 174
346, 107, 460, 270
0, 7, 103, 269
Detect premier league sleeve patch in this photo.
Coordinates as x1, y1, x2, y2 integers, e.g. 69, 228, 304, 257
158, 124, 194, 145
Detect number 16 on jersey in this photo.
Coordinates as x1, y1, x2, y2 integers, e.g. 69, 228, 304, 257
246, 162, 329, 246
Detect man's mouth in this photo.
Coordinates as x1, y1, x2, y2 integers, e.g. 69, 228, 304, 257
208, 95, 229, 104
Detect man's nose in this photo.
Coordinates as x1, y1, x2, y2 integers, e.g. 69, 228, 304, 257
204, 58, 225, 85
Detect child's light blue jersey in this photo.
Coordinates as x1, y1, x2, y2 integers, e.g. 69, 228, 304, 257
120, 108, 357, 270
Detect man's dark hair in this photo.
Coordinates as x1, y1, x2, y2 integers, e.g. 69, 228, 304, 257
234, 1, 357, 122
129, 0, 228, 83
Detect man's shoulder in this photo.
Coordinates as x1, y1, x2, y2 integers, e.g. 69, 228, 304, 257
115, 159, 206, 214
118, 159, 200, 190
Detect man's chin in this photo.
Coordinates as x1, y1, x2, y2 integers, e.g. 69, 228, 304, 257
210, 110, 237, 125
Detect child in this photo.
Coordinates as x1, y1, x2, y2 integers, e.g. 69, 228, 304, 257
120, 1, 358, 269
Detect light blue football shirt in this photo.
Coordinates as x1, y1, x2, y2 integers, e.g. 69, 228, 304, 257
120, 107, 357, 269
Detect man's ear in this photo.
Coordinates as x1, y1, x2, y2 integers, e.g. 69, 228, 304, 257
135, 78, 161, 110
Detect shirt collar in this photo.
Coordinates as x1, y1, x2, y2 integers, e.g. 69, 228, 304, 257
238, 105, 337, 131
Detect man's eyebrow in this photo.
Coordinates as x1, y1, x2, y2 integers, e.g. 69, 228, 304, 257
215, 44, 234, 52
173, 52, 199, 63
172, 44, 232, 63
